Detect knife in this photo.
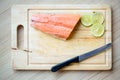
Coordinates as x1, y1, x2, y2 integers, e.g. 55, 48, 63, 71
51, 43, 112, 72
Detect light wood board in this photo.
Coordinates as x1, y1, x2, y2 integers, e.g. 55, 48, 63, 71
11, 4, 112, 70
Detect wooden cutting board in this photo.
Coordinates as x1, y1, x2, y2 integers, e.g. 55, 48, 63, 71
11, 4, 112, 70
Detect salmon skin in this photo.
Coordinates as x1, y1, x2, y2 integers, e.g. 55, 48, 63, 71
31, 14, 80, 40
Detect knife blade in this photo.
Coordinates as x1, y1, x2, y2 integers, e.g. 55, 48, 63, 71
51, 43, 112, 72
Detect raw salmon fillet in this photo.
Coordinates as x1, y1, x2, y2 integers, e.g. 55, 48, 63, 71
31, 14, 80, 40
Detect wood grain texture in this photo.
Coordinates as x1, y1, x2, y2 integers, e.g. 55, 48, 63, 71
0, 0, 120, 80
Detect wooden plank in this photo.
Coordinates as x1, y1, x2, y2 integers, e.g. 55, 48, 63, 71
11, 4, 112, 70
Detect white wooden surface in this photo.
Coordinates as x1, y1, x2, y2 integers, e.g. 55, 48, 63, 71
0, 0, 120, 80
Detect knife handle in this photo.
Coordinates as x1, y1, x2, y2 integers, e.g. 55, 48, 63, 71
51, 56, 79, 72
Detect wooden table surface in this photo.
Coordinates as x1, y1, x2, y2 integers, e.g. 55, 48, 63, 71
0, 0, 120, 80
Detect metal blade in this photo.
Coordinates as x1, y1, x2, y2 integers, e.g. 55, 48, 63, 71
78, 43, 112, 61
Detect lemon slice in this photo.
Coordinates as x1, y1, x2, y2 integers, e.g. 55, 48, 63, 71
81, 13, 93, 26
91, 24, 105, 37
93, 12, 104, 24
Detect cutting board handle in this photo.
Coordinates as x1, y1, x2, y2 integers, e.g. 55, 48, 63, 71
11, 24, 24, 50
17, 25, 24, 49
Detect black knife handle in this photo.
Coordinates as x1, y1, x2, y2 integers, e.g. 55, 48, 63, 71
51, 56, 79, 72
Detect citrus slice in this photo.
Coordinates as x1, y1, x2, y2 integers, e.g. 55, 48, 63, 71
90, 24, 105, 37
93, 12, 104, 24
81, 13, 93, 26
